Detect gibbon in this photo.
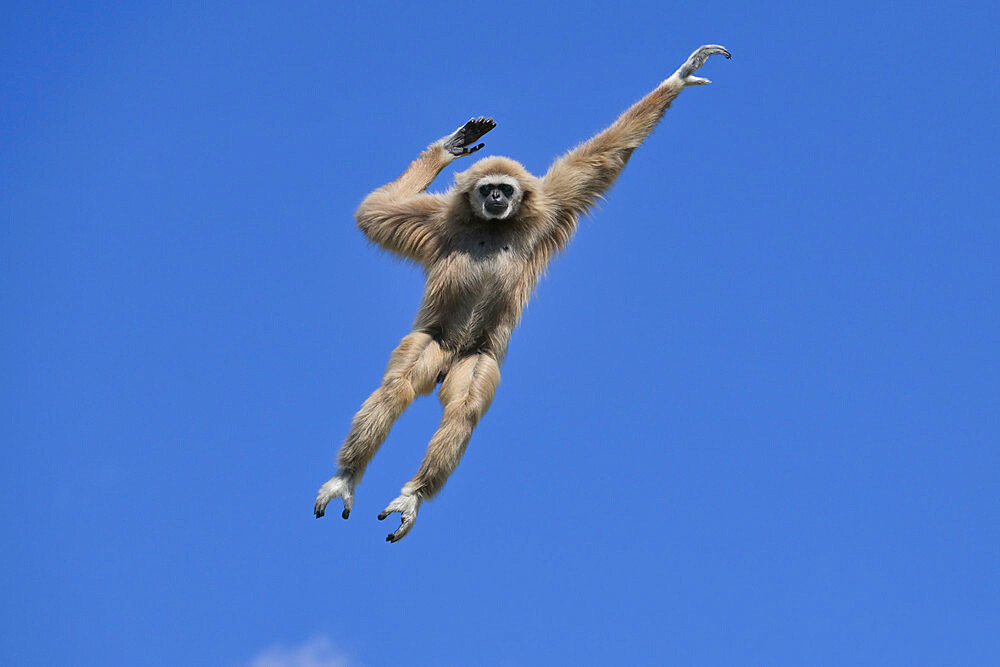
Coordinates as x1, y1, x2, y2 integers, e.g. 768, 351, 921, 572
315, 45, 731, 542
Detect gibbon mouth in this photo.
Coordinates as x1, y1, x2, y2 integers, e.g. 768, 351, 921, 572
485, 202, 507, 214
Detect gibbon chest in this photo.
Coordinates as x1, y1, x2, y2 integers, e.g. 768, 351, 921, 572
439, 236, 527, 291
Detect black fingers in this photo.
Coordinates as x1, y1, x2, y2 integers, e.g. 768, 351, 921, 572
314, 508, 324, 518
461, 116, 496, 144
379, 510, 411, 542
444, 116, 495, 156
696, 45, 732, 65
703, 45, 732, 59
341, 508, 350, 520
679, 45, 731, 78
386, 521, 410, 543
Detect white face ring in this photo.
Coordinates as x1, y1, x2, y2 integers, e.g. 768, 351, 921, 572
469, 174, 523, 220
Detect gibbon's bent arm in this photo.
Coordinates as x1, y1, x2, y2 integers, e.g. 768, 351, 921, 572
541, 45, 730, 225
355, 117, 496, 263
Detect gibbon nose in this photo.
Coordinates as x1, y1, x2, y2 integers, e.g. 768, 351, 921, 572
491, 191, 503, 201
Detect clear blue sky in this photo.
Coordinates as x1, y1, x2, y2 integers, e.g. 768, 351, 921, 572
2, 2, 998, 665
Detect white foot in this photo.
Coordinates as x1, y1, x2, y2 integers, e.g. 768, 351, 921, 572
314, 471, 356, 520
377, 489, 422, 543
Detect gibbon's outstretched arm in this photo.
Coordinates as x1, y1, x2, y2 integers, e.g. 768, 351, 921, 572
541, 45, 730, 233
354, 117, 497, 263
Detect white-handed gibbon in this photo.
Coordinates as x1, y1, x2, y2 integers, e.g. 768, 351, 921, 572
315, 45, 731, 542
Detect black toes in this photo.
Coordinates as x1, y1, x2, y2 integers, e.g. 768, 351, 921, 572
341, 508, 350, 520
378, 511, 389, 520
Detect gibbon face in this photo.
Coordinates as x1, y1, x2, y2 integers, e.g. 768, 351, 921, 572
468, 174, 523, 220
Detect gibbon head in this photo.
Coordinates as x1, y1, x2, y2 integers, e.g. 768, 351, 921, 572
457, 156, 535, 222
469, 175, 523, 220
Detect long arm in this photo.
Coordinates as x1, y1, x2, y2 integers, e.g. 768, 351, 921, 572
355, 117, 496, 263
541, 45, 730, 240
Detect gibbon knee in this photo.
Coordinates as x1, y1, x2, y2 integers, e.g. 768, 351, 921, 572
437, 354, 501, 416
383, 332, 447, 397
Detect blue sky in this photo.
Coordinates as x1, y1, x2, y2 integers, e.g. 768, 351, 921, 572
2, 2, 998, 665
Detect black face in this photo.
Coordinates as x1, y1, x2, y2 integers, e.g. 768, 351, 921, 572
479, 183, 515, 214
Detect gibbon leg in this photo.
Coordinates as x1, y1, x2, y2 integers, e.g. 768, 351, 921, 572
379, 353, 501, 542
314, 332, 446, 519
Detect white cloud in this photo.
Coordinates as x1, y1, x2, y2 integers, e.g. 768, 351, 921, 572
248, 636, 355, 667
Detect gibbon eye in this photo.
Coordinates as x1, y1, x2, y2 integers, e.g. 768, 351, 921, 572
499, 184, 515, 197
479, 185, 493, 197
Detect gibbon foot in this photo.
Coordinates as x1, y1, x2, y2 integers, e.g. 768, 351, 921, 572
443, 116, 497, 157
675, 44, 731, 85
377, 490, 422, 543
314, 471, 356, 520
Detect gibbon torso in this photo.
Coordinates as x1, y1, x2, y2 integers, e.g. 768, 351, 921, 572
413, 216, 546, 360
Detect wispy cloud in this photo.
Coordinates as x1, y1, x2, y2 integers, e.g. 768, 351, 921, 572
248, 636, 355, 667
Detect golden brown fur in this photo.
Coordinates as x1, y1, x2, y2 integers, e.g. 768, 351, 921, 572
315, 45, 731, 541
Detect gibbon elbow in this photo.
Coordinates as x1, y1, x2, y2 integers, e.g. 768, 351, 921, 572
354, 192, 388, 235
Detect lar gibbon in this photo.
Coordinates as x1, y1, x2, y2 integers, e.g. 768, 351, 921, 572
315, 45, 731, 542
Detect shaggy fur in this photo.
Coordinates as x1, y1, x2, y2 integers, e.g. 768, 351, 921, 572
316, 45, 731, 542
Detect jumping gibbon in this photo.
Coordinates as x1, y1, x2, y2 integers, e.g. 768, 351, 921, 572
315, 45, 731, 542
